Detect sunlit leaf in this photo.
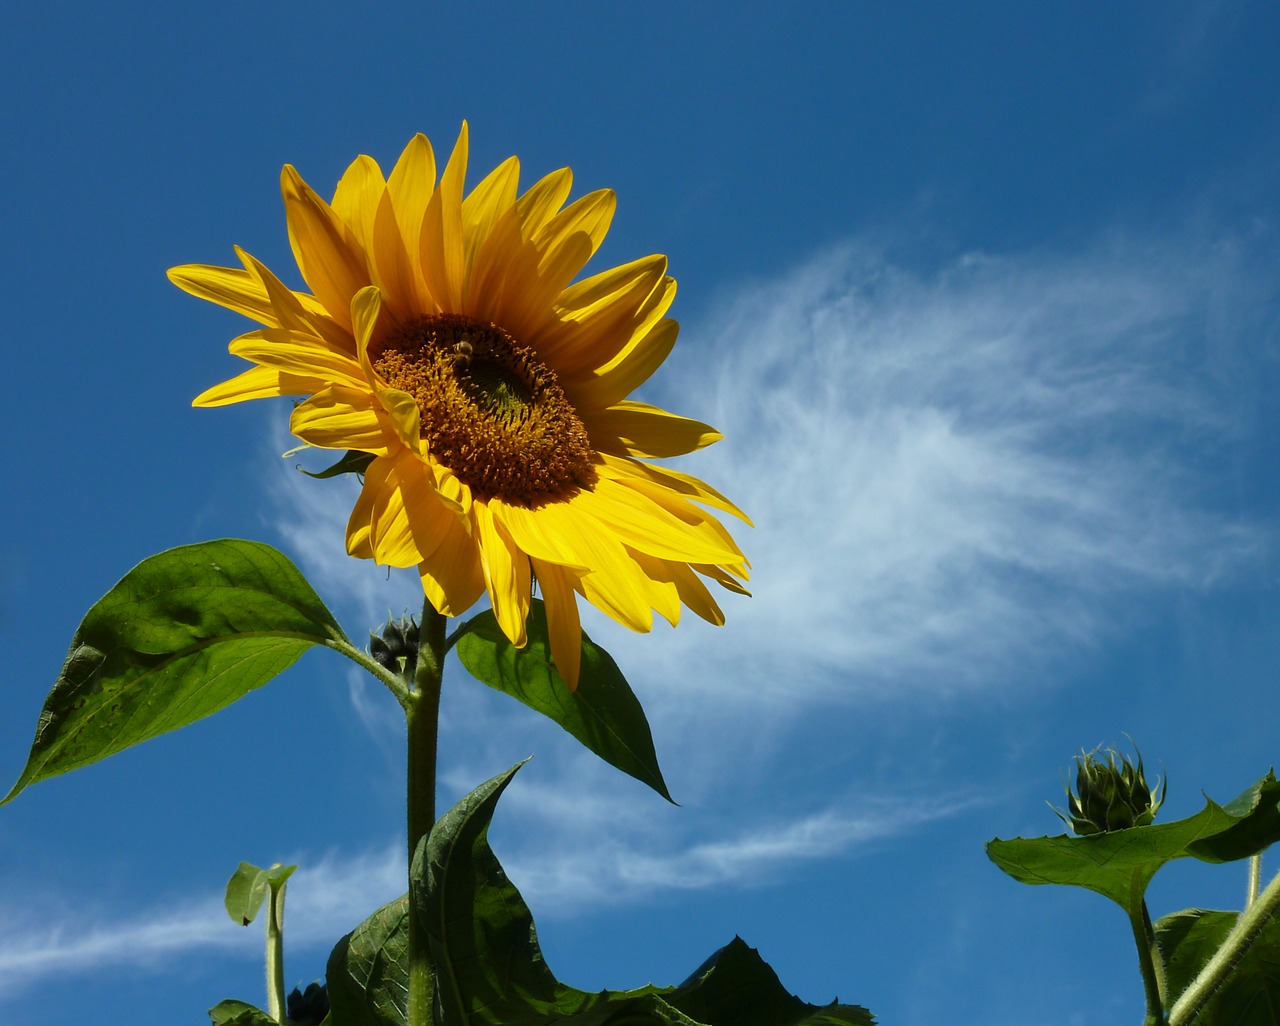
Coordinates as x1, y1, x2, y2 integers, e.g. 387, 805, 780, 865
987, 772, 1280, 915
455, 601, 671, 801
3, 540, 347, 805
225, 861, 296, 926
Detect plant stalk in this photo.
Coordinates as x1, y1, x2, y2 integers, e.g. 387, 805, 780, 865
1247, 853, 1261, 909
406, 602, 446, 1026
1130, 898, 1166, 1026
266, 876, 288, 1024
1170, 865, 1280, 1025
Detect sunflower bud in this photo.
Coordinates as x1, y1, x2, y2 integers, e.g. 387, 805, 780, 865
287, 981, 329, 1026
1056, 742, 1165, 835
370, 614, 420, 680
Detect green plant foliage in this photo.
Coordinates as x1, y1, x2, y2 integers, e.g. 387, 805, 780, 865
326, 894, 411, 1026
208, 999, 278, 1026
986, 772, 1280, 913
414, 761, 874, 1026
225, 861, 297, 926
1157, 908, 1280, 1023
298, 449, 376, 480
2, 540, 348, 805
454, 600, 671, 801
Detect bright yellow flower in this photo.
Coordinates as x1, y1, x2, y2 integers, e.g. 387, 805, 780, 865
171, 125, 749, 687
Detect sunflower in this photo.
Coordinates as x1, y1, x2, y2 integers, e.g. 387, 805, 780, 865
171, 124, 749, 687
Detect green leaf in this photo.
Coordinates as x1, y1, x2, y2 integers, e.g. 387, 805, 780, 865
1157, 908, 1280, 1023
986, 772, 1280, 914
299, 449, 376, 479
3, 539, 347, 805
415, 760, 601, 1024
668, 937, 875, 1026
225, 861, 297, 926
454, 600, 671, 802
208, 999, 277, 1026
415, 762, 875, 1026
325, 894, 410, 1026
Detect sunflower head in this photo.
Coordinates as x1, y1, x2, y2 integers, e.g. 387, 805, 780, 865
171, 125, 750, 687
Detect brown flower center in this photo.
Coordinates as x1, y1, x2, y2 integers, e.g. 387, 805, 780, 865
371, 314, 596, 507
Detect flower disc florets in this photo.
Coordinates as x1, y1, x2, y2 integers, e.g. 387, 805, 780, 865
373, 314, 596, 507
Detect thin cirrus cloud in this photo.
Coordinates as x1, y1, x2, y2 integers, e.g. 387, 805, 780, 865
623, 236, 1266, 706
5, 228, 1251, 998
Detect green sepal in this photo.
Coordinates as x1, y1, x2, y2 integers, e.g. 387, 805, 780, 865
986, 771, 1280, 914
2, 539, 348, 805
1156, 908, 1280, 1023
414, 761, 874, 1026
225, 861, 297, 927
298, 449, 376, 479
454, 600, 672, 802
325, 894, 410, 1026
208, 999, 278, 1026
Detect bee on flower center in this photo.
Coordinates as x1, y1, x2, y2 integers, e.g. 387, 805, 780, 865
451, 339, 474, 372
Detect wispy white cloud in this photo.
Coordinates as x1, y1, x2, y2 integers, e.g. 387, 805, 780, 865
624, 238, 1265, 704
0, 794, 945, 992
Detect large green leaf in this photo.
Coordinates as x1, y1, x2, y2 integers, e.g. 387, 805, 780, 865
414, 762, 874, 1026
326, 894, 411, 1026
454, 601, 671, 801
1157, 908, 1280, 1024
2, 539, 347, 805
986, 772, 1280, 913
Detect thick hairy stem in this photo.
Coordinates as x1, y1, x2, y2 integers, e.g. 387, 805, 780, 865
406, 603, 447, 1026
1171, 866, 1280, 1025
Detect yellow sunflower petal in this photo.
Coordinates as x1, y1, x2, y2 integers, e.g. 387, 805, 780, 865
515, 167, 573, 235
281, 164, 371, 330
418, 514, 486, 617
564, 317, 679, 412
531, 558, 584, 689
193, 365, 311, 406
235, 247, 352, 354
536, 256, 673, 372
631, 551, 726, 626
350, 285, 423, 455
583, 400, 722, 458
598, 452, 752, 524
387, 134, 437, 310
571, 478, 743, 564
462, 154, 520, 273
420, 122, 469, 313
473, 501, 531, 647
167, 264, 277, 325
493, 500, 653, 633
228, 330, 366, 387
289, 384, 389, 453
370, 453, 458, 567
330, 154, 386, 266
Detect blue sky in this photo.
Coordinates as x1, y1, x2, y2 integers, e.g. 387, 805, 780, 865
2, 3, 1279, 1024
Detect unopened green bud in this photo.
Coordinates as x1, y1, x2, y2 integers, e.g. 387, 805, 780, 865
370, 613, 420, 680
287, 981, 329, 1026
1055, 741, 1165, 835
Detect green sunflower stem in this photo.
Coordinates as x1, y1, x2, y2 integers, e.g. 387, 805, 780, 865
406, 601, 447, 1026
1130, 898, 1167, 1026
